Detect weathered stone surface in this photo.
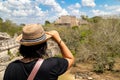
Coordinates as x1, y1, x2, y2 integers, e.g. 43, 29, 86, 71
47, 39, 61, 56
0, 51, 10, 62
0, 32, 10, 39
0, 70, 4, 80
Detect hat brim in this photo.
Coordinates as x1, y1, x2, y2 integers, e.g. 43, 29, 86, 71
16, 33, 52, 46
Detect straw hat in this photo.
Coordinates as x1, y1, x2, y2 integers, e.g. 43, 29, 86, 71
16, 24, 52, 46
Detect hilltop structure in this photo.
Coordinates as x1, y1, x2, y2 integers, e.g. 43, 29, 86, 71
54, 15, 88, 27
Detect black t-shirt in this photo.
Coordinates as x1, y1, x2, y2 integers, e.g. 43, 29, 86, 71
3, 57, 68, 80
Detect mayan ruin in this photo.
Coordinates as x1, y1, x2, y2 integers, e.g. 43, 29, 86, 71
54, 15, 88, 27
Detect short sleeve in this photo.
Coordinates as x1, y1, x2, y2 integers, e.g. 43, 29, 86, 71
50, 57, 68, 76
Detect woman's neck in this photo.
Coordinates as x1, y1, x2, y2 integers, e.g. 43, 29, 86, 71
20, 57, 39, 63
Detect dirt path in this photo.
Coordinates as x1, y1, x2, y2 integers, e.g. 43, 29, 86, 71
58, 70, 75, 80
70, 62, 120, 80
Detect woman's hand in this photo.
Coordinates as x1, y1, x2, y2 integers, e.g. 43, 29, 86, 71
46, 30, 61, 43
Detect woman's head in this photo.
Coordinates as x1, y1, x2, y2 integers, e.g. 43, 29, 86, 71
15, 24, 52, 58
19, 42, 47, 58
16, 24, 52, 46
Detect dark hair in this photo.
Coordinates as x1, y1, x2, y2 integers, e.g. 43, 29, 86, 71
19, 42, 47, 58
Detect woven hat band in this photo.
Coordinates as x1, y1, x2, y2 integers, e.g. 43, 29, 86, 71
21, 34, 46, 42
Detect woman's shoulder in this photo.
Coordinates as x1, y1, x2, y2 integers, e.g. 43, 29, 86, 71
5, 60, 22, 70
45, 57, 67, 62
8, 59, 22, 64
43, 57, 68, 75
44, 57, 68, 67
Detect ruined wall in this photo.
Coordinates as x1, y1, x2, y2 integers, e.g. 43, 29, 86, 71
54, 15, 79, 27
0, 32, 19, 62
47, 39, 61, 57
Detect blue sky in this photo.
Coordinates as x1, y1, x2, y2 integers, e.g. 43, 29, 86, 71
0, 0, 120, 24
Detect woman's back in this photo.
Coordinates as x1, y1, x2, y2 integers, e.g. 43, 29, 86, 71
4, 57, 68, 80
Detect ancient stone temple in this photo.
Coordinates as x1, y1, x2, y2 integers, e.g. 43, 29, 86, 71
54, 15, 80, 27
54, 15, 88, 27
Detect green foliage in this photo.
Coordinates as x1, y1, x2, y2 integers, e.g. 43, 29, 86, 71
88, 16, 103, 23
16, 52, 21, 56
81, 15, 88, 20
80, 30, 91, 43
82, 19, 120, 73
93, 55, 115, 73
72, 26, 78, 29
0, 17, 3, 23
93, 61, 105, 73
71, 18, 120, 73
106, 57, 115, 71
7, 49, 14, 60
45, 20, 51, 26
0, 18, 22, 36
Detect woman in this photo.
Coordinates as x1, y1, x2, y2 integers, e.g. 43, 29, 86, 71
3, 24, 74, 80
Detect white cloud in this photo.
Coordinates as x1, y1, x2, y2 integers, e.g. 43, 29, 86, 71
58, 9, 69, 16
104, 5, 120, 13
105, 5, 120, 10
71, 9, 80, 15
82, 0, 96, 7
35, 6, 48, 17
116, 8, 120, 12
74, 3, 81, 8
7, 0, 30, 6
0, 0, 45, 17
71, 9, 86, 17
68, 3, 81, 10
37, 0, 69, 16
67, 3, 86, 17
92, 4, 120, 17
12, 10, 28, 17
0, 3, 11, 13
0, 0, 69, 24
92, 9, 111, 16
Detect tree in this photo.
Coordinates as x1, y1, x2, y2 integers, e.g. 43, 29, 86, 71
0, 17, 3, 23
20, 23, 25, 26
90, 16, 103, 23
81, 15, 88, 20
45, 20, 50, 25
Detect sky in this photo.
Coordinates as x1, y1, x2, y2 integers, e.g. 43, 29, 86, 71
0, 0, 120, 24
